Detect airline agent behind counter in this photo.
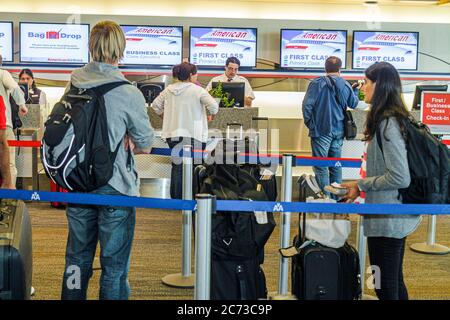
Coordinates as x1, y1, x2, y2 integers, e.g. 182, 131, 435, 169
18, 69, 47, 105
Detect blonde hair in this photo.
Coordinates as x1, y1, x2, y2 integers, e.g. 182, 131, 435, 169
89, 20, 125, 64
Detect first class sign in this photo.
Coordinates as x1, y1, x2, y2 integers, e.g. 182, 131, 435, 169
420, 92, 450, 135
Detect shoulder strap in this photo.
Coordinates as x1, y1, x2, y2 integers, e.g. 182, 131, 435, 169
376, 125, 384, 155
94, 81, 130, 96
327, 76, 343, 108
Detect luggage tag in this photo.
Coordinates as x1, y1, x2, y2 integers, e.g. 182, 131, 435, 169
248, 199, 268, 224
279, 246, 299, 258
279, 240, 314, 258
260, 168, 274, 181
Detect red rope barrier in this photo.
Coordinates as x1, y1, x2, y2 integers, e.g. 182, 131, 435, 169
7, 140, 41, 148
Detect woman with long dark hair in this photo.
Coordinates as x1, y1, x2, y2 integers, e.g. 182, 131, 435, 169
342, 62, 421, 300
18, 69, 47, 105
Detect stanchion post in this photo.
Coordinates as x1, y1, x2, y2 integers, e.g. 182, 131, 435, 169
161, 145, 195, 288
277, 154, 294, 297
356, 215, 367, 294
410, 214, 450, 255
195, 194, 216, 300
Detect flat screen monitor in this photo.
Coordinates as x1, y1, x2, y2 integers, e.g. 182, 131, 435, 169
280, 29, 347, 69
412, 84, 448, 110
120, 25, 183, 66
352, 31, 419, 70
0, 22, 13, 62
190, 27, 257, 67
213, 82, 245, 108
20, 22, 90, 64
138, 82, 165, 104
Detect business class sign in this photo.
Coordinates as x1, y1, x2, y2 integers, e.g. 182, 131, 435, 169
421, 92, 450, 135
121, 26, 183, 66
20, 23, 89, 64
190, 27, 257, 67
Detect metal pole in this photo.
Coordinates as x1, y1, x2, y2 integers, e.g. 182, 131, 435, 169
356, 215, 366, 294
194, 194, 215, 300
410, 215, 450, 255
182, 145, 193, 277
277, 154, 294, 296
161, 145, 195, 288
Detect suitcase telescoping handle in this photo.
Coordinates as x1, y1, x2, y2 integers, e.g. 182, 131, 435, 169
251, 117, 270, 151
226, 122, 243, 141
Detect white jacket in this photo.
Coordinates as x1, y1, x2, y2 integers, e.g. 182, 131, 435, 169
151, 82, 219, 143
0, 69, 25, 129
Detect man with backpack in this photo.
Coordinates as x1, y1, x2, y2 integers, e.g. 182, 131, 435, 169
45, 21, 154, 300
302, 56, 359, 196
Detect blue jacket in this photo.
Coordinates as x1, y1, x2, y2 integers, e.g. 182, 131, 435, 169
302, 75, 359, 138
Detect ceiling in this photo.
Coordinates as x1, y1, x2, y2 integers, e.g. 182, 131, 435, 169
208, 0, 450, 5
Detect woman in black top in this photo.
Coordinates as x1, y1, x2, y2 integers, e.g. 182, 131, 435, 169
18, 69, 47, 105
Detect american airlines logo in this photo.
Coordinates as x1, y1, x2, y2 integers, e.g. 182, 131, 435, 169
31, 192, 41, 201
335, 161, 342, 167
272, 203, 284, 212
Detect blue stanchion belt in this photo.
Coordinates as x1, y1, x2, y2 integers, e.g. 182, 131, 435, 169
0, 189, 448, 216
150, 148, 363, 168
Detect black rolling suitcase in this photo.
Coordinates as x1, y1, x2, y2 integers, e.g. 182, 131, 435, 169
195, 164, 276, 300
0, 200, 33, 300
280, 174, 361, 300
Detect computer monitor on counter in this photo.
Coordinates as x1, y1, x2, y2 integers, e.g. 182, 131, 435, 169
137, 82, 165, 104
212, 82, 245, 108
412, 84, 448, 110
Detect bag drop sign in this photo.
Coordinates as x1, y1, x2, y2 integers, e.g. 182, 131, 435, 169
20, 23, 89, 64
0, 22, 13, 62
420, 92, 450, 135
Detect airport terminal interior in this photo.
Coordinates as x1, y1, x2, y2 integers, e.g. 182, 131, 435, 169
0, 0, 449, 300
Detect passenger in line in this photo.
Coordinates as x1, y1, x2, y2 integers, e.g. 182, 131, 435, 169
61, 20, 154, 300
342, 62, 421, 300
152, 62, 219, 199
302, 56, 359, 196
0, 54, 27, 188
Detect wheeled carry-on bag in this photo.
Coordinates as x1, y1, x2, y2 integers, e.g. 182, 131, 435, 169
0, 200, 33, 300
195, 164, 276, 300
279, 174, 361, 300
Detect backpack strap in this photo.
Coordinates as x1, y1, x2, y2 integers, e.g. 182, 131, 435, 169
93, 81, 130, 96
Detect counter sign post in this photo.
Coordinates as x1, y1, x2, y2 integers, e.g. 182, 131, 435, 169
411, 91, 450, 255
420, 92, 450, 135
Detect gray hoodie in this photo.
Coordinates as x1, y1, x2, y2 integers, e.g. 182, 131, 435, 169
70, 62, 154, 196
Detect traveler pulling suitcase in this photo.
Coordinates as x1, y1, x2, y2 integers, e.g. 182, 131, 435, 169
50, 180, 68, 209
280, 174, 361, 300
0, 200, 33, 300
195, 164, 276, 300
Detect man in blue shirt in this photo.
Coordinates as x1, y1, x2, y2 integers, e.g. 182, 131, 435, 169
302, 56, 359, 195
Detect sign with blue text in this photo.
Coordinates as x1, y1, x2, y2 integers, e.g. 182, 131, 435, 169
190, 27, 257, 67
20, 23, 89, 64
121, 25, 183, 66
0, 22, 13, 62
280, 29, 347, 69
352, 31, 418, 70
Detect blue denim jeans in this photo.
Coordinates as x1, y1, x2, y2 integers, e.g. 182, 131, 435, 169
311, 133, 344, 196
61, 185, 136, 300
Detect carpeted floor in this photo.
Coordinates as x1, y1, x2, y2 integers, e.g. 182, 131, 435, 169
28, 202, 450, 300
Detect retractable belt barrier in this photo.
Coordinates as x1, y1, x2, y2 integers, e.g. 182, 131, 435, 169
7, 140, 362, 168
0, 189, 448, 216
